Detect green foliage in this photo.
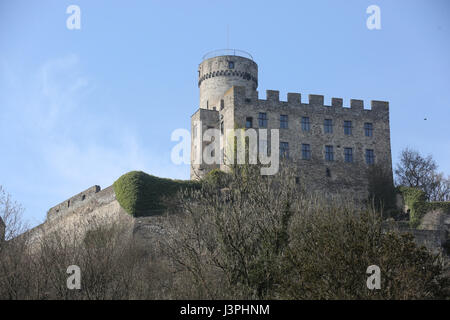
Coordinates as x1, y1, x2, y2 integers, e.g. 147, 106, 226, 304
283, 219, 443, 299
398, 187, 450, 228
427, 201, 450, 214
113, 171, 200, 217
202, 169, 230, 188
398, 186, 428, 228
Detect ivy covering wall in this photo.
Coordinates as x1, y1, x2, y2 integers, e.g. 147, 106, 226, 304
113, 171, 200, 217
398, 186, 450, 228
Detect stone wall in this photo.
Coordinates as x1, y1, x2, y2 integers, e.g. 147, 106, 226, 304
19, 184, 448, 256
47, 185, 101, 222
193, 84, 392, 197
191, 108, 221, 178
21, 184, 174, 253
24, 185, 134, 249
383, 217, 448, 254
419, 210, 450, 231
198, 55, 258, 110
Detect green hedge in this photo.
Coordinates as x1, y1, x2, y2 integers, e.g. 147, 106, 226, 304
398, 186, 450, 228
113, 171, 200, 217
398, 186, 428, 228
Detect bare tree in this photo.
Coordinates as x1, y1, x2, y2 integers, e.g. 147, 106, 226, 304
429, 173, 450, 202
0, 186, 28, 241
395, 148, 449, 201
164, 164, 446, 299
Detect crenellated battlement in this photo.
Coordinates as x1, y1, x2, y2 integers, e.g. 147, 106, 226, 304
192, 54, 392, 185
235, 88, 389, 114
47, 185, 101, 222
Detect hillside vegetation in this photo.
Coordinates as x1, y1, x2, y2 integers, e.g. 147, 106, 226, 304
1, 166, 448, 299
113, 171, 200, 217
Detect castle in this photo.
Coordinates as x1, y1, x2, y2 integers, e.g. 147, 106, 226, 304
5, 50, 446, 255
191, 50, 392, 196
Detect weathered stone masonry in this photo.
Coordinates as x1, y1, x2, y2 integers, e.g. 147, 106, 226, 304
191, 52, 393, 197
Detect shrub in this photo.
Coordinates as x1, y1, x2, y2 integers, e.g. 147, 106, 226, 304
398, 186, 429, 228
113, 171, 200, 217
164, 165, 446, 299
0, 218, 171, 300
202, 169, 231, 189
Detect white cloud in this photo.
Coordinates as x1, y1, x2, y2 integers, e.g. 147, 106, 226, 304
1, 53, 190, 225
2, 54, 163, 195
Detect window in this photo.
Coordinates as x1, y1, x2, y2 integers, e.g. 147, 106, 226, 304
246, 117, 253, 129
301, 117, 310, 132
325, 145, 334, 161
220, 121, 224, 134
344, 121, 352, 135
229, 61, 234, 69
280, 142, 289, 158
302, 144, 311, 160
258, 112, 268, 128
324, 119, 333, 133
344, 147, 353, 163
280, 114, 288, 129
365, 149, 375, 164
364, 123, 373, 137
326, 168, 331, 177
220, 99, 224, 110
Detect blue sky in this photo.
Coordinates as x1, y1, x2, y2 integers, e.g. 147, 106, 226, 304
1, 0, 449, 227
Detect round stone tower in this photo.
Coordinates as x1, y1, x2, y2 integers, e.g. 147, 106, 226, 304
198, 49, 258, 110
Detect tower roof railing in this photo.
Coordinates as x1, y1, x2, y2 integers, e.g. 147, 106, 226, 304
202, 49, 254, 61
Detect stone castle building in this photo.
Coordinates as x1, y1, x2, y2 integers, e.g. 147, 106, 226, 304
191, 50, 392, 195
3, 49, 447, 256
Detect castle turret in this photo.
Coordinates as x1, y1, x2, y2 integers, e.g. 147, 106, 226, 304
198, 49, 258, 110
